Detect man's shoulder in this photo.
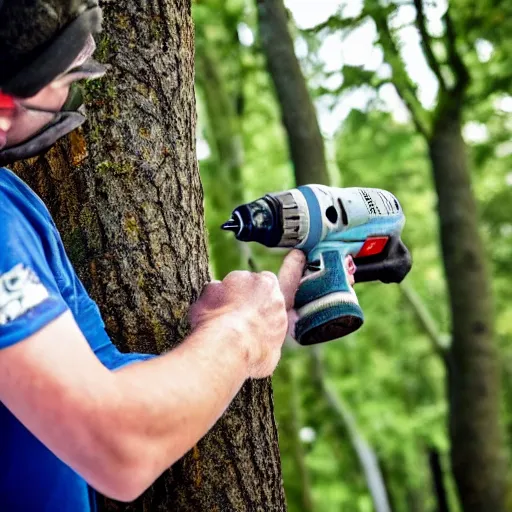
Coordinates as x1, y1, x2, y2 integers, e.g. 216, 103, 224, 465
0, 166, 34, 195
0, 169, 28, 225
0, 169, 68, 348
0, 167, 24, 188
0, 167, 51, 228
0, 169, 24, 219
0, 167, 28, 203
0, 168, 55, 260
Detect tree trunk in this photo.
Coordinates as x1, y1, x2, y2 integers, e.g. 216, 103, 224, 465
14, 1, 286, 510
428, 107, 506, 511
256, 2, 392, 509
363, 2, 508, 507
256, 0, 330, 186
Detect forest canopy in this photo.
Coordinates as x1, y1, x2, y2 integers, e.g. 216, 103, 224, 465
193, 0, 512, 510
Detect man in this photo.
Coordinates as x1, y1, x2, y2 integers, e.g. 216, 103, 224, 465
0, 1, 306, 510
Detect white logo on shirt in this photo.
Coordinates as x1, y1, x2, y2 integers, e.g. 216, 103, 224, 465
0, 264, 49, 326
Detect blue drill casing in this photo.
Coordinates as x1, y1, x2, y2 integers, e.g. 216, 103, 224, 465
223, 185, 412, 346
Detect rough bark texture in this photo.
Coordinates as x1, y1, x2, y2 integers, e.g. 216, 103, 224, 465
14, 1, 286, 510
429, 101, 506, 512
256, 0, 330, 186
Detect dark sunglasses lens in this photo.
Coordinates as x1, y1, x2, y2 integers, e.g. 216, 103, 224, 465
61, 83, 84, 112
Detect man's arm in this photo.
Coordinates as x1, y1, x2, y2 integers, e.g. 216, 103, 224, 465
0, 250, 305, 502
0, 310, 249, 502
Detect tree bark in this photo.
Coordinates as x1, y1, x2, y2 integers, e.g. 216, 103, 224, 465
14, 1, 286, 510
428, 104, 506, 511
256, 0, 330, 186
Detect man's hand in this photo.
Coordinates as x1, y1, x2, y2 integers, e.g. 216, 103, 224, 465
189, 249, 306, 378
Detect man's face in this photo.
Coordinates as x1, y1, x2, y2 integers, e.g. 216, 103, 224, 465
0, 81, 72, 150
0, 35, 98, 151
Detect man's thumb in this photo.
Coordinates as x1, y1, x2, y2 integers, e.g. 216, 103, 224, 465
278, 249, 306, 310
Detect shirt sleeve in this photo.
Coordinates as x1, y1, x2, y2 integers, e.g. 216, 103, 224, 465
0, 206, 68, 350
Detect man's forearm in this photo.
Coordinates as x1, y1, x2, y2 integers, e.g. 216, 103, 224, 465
96, 318, 250, 499
0, 309, 252, 502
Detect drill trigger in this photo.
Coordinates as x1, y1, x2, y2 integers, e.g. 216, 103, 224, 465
306, 259, 322, 272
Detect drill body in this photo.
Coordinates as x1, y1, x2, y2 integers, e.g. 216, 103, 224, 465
222, 185, 412, 345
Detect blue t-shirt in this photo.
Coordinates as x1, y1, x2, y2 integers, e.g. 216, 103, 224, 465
0, 168, 155, 511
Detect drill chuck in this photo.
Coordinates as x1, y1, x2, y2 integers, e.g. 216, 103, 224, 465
221, 190, 310, 248
221, 195, 283, 246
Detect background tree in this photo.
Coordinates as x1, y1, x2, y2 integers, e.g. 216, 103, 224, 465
256, 2, 393, 512
196, 0, 512, 511
306, 0, 511, 509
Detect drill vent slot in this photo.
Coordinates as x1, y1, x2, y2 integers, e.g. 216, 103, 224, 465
337, 199, 349, 226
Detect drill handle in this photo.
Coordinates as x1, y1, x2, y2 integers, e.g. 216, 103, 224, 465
354, 236, 412, 284
293, 248, 364, 345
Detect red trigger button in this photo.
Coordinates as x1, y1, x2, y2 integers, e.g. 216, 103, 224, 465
356, 237, 389, 258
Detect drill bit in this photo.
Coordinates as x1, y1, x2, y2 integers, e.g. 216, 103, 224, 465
221, 218, 240, 233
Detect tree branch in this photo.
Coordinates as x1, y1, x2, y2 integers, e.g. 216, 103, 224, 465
303, 12, 367, 35
310, 347, 392, 512
278, 355, 315, 512
412, 0, 447, 91
443, 7, 470, 93
371, 6, 432, 138
399, 281, 449, 361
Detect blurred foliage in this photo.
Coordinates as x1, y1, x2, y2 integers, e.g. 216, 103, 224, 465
192, 0, 511, 510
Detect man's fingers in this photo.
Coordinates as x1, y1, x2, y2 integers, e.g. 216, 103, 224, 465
278, 249, 306, 310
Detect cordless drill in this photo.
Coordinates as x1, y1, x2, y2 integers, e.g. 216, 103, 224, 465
222, 185, 412, 346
